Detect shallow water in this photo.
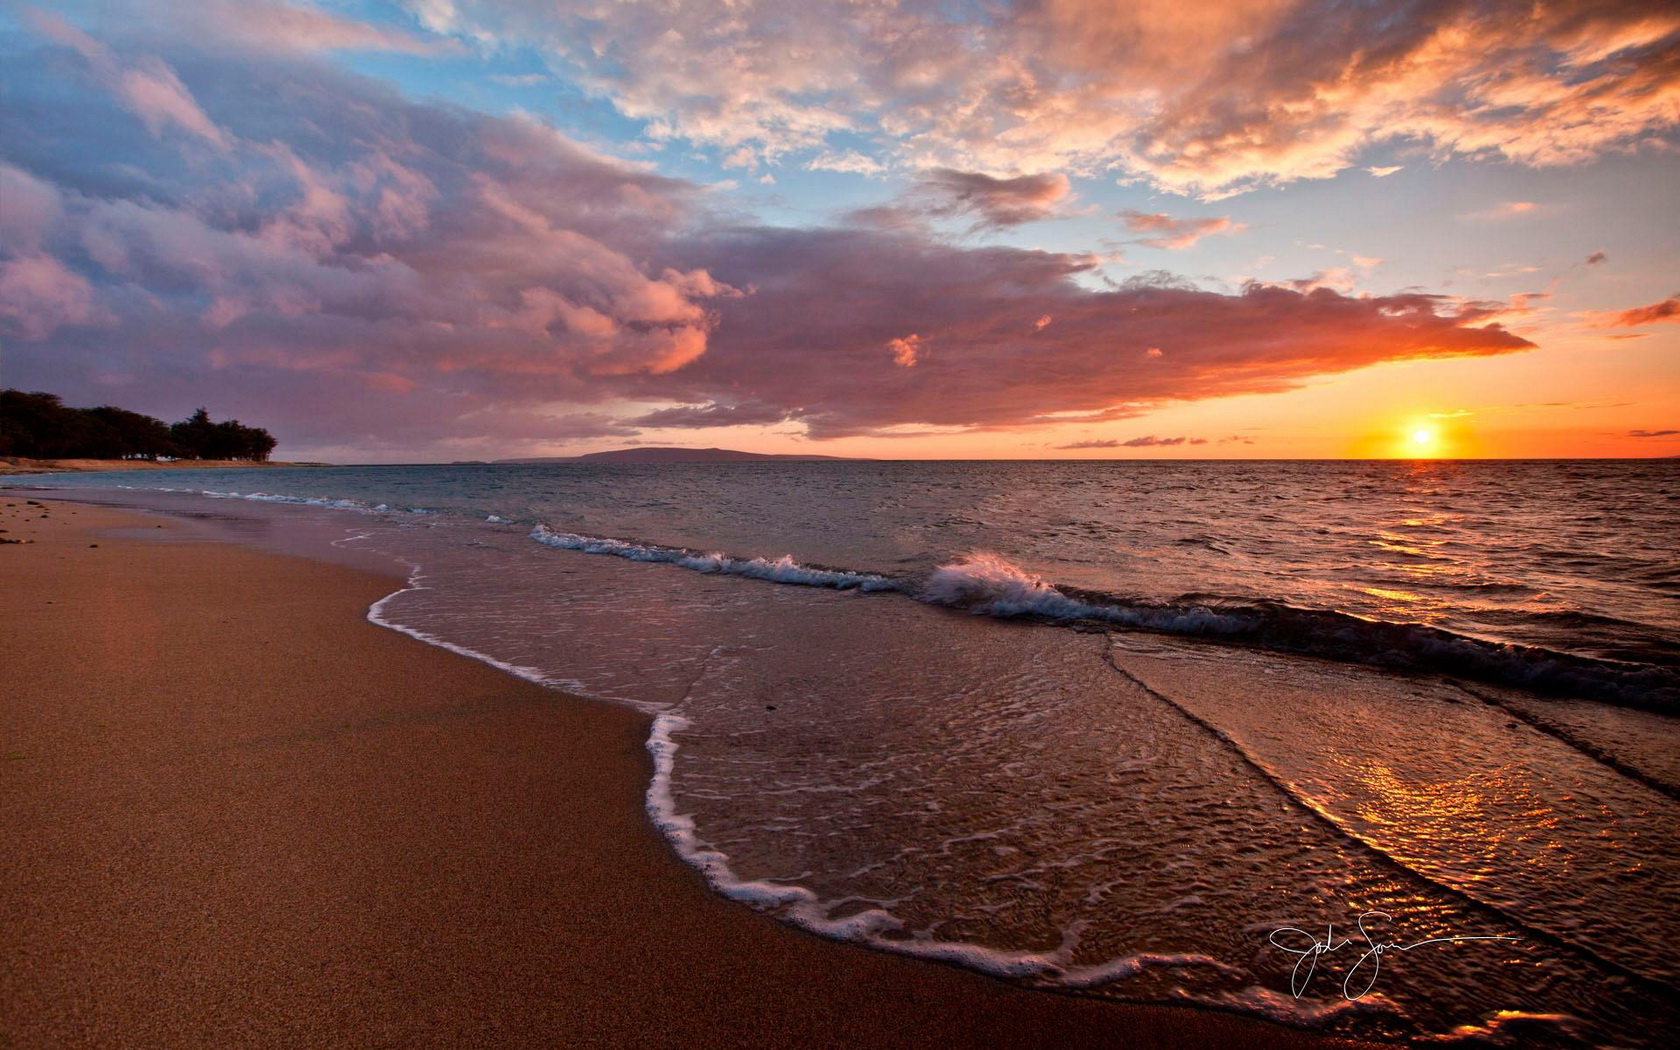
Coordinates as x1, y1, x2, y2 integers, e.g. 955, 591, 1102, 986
14, 460, 1680, 1045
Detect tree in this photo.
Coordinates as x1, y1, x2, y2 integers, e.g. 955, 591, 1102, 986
168, 407, 277, 461
168, 408, 218, 459
86, 406, 178, 459
0, 391, 117, 458
1, 391, 278, 461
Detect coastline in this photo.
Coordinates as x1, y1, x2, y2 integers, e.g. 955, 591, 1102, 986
0, 458, 332, 476
1, 497, 1372, 1048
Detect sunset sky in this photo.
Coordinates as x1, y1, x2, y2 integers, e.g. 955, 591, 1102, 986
1, 0, 1676, 461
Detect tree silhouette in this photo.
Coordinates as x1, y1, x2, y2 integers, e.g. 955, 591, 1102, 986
1, 391, 277, 461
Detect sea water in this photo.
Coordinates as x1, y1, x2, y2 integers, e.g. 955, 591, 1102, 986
14, 459, 1679, 1046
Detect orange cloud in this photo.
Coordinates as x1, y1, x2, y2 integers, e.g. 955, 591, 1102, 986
1598, 294, 1680, 326
888, 334, 922, 367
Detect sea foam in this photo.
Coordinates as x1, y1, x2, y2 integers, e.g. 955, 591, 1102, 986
529, 524, 897, 591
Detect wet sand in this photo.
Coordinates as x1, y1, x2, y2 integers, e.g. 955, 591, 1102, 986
0, 497, 1371, 1048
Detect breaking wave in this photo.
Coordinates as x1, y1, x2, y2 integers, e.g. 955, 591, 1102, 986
528, 530, 1678, 710
529, 524, 898, 591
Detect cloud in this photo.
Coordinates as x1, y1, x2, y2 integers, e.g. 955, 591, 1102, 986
1598, 294, 1680, 326
640, 244, 1534, 439
1586, 250, 1608, 265
1628, 429, 1679, 438
1462, 201, 1542, 222
0, 15, 1543, 455
0, 253, 101, 340
1119, 210, 1244, 250
887, 334, 922, 367
0, 25, 736, 449
192, 1, 448, 55
1056, 435, 1209, 449
26, 10, 232, 151
809, 150, 886, 177
854, 169, 1072, 232
1366, 165, 1403, 177
911, 170, 1072, 228
627, 402, 792, 428
412, 0, 1680, 195
1121, 435, 1187, 447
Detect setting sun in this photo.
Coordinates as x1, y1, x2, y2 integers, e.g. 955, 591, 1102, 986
1393, 421, 1455, 458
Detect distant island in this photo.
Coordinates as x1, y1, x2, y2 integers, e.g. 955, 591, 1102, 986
498, 447, 856, 464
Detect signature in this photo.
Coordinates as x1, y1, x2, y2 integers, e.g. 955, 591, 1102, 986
1269, 911, 1518, 1000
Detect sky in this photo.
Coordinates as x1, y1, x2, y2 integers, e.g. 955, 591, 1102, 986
0, 0, 1676, 461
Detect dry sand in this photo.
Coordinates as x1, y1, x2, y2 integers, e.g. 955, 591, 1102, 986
1, 497, 1372, 1049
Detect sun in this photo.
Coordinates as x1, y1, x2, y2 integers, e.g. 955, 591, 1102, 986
1389, 421, 1451, 458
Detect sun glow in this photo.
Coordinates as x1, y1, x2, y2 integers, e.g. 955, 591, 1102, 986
1400, 422, 1450, 458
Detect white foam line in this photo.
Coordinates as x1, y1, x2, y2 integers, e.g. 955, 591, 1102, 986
364, 560, 649, 711
643, 713, 1250, 991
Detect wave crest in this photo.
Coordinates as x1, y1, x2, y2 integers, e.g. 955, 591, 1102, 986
529, 525, 897, 591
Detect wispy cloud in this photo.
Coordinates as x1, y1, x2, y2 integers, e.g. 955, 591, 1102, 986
1595, 294, 1680, 327
1462, 201, 1542, 222
1119, 210, 1244, 249
1056, 436, 1210, 449
856, 170, 1072, 232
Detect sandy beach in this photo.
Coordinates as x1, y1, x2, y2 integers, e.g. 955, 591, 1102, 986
0, 497, 1372, 1049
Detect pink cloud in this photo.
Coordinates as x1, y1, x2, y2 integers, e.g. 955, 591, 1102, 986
1120, 210, 1244, 249
0, 254, 100, 340
28, 11, 231, 150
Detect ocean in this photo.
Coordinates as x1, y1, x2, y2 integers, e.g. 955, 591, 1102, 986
14, 459, 1680, 1046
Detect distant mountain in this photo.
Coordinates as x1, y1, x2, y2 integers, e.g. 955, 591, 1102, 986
498, 447, 856, 464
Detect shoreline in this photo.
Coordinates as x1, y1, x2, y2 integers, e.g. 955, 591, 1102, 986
1, 496, 1372, 1048
0, 457, 332, 477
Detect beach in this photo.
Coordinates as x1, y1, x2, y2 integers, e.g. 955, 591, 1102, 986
1, 496, 1374, 1048
0, 459, 328, 477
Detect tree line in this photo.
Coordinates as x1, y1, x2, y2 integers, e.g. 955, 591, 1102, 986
0, 390, 278, 462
